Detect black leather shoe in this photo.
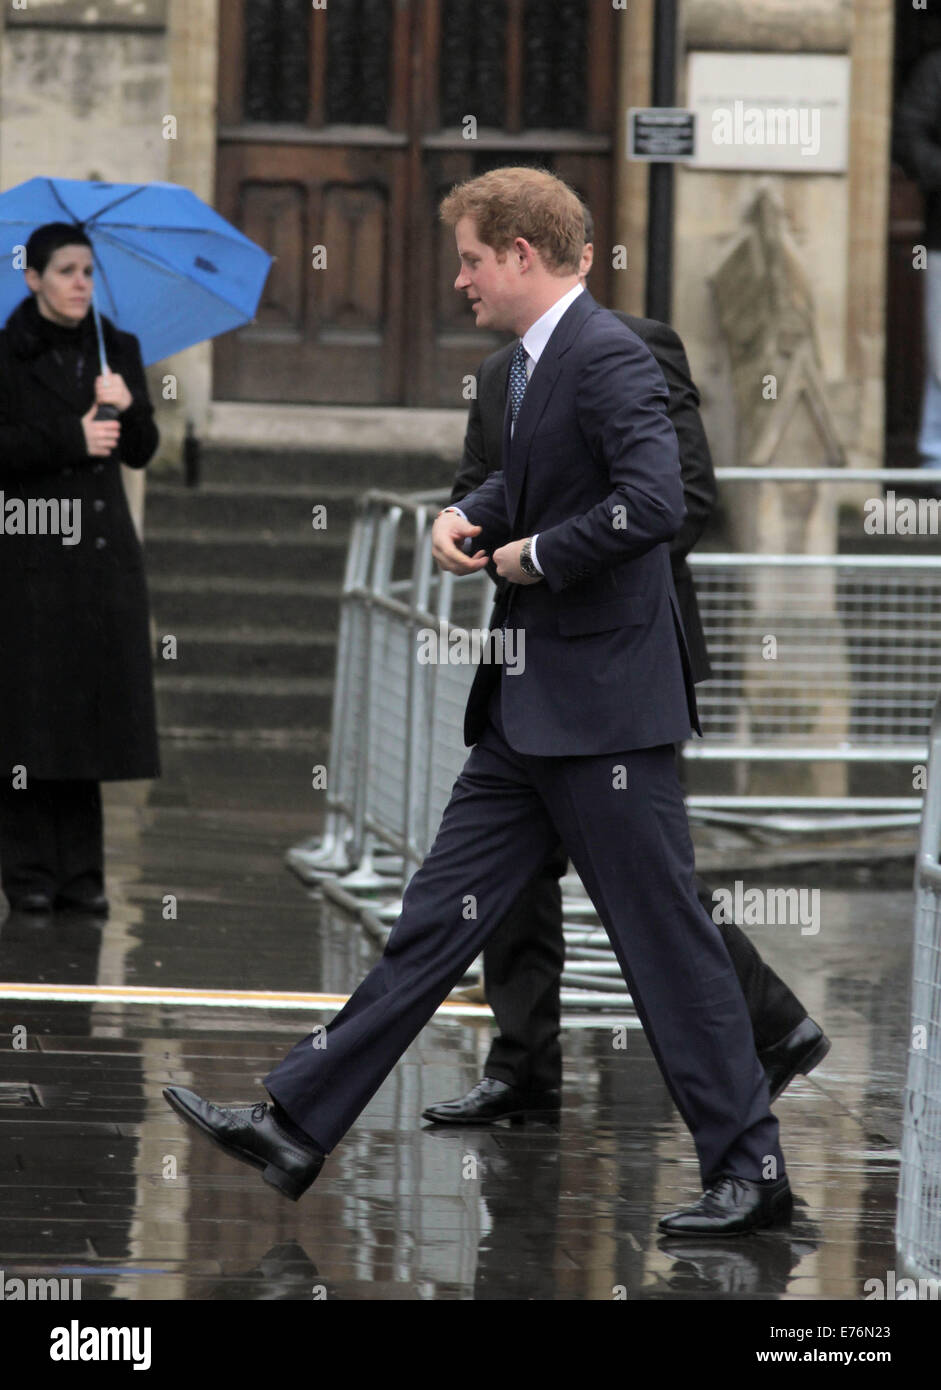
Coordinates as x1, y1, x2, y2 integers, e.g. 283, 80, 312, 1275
760, 1017, 830, 1102
658, 1175, 792, 1236
54, 892, 109, 916
163, 1085, 324, 1200
7, 891, 54, 914
422, 1077, 561, 1125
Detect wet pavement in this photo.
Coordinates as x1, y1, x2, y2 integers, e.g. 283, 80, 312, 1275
0, 739, 929, 1306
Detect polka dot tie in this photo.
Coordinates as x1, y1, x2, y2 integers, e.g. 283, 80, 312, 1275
509, 340, 528, 424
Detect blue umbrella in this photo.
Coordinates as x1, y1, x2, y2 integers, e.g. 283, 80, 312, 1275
0, 177, 273, 366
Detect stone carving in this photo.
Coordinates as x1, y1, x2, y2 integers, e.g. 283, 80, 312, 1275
709, 181, 849, 797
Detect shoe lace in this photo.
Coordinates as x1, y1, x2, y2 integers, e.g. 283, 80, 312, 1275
701, 1176, 737, 1209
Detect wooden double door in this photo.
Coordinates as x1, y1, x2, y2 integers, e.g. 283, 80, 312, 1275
215, 0, 617, 406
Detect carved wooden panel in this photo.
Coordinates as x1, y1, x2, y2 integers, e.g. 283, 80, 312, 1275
238, 182, 305, 334
318, 183, 386, 339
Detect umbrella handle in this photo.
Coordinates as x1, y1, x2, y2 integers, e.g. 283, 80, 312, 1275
91, 288, 110, 376
89, 287, 120, 420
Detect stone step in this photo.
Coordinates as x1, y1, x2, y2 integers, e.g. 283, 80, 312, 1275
142, 437, 457, 738
153, 627, 336, 679
153, 674, 333, 733
144, 529, 345, 582
144, 527, 419, 583
145, 482, 362, 532
195, 446, 455, 492
149, 576, 340, 631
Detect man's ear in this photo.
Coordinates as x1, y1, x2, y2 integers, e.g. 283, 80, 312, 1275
513, 237, 536, 272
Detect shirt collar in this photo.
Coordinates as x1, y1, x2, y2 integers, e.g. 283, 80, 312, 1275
520, 282, 585, 369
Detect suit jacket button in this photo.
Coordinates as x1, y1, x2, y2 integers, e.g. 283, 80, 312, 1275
93, 463, 104, 474
95, 536, 107, 549
93, 499, 105, 512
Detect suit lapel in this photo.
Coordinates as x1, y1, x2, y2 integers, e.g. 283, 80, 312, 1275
501, 389, 514, 521
504, 356, 560, 525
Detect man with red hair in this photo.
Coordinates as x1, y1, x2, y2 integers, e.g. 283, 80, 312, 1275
166, 167, 791, 1237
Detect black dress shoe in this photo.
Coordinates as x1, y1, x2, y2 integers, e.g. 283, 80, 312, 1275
760, 1017, 830, 1101
163, 1086, 324, 1200
422, 1077, 561, 1125
54, 892, 109, 916
7, 891, 54, 914
658, 1175, 792, 1236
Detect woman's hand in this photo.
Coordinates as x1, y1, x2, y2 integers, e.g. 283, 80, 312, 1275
94, 372, 134, 414
81, 403, 121, 457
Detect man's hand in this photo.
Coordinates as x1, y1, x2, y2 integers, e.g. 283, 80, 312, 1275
81, 403, 121, 457
493, 538, 541, 585
431, 510, 490, 575
94, 372, 134, 414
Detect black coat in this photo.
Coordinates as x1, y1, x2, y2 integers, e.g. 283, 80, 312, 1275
0, 295, 160, 781
451, 310, 716, 683
895, 49, 941, 249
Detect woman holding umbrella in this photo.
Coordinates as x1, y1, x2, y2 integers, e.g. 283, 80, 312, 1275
0, 221, 160, 915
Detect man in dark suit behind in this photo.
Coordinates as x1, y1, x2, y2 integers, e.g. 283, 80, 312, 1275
423, 213, 828, 1127
165, 168, 792, 1235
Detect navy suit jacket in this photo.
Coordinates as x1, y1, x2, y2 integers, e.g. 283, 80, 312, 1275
457, 289, 701, 756
450, 311, 716, 684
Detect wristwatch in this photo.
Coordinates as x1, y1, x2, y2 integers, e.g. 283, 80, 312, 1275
519, 537, 542, 580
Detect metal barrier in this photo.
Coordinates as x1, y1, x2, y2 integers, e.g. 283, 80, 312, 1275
897, 689, 941, 1282
686, 552, 941, 830
288, 490, 492, 885
288, 470, 941, 1007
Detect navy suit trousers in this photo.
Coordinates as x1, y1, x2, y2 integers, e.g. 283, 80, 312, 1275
264, 690, 784, 1187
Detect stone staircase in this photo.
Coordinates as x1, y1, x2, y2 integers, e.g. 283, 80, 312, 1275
144, 444, 456, 746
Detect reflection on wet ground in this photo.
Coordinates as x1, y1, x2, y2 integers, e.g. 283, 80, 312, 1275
0, 742, 921, 1299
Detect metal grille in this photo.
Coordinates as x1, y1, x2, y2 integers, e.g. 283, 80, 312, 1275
691, 558, 941, 752
897, 693, 941, 1280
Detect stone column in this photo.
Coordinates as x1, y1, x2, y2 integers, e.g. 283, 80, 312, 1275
158, 0, 220, 464
846, 0, 895, 470
710, 183, 850, 798
611, 0, 654, 313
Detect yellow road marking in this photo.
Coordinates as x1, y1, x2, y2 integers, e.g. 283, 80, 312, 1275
0, 981, 492, 1016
